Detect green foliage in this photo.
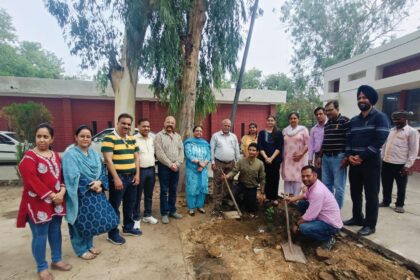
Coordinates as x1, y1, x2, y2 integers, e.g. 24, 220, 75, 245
2, 102, 53, 143
280, 0, 414, 89
141, 0, 246, 119
0, 8, 17, 44
0, 9, 64, 78
265, 206, 275, 224
237, 68, 263, 89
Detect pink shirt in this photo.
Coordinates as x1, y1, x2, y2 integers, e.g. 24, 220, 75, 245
302, 179, 343, 229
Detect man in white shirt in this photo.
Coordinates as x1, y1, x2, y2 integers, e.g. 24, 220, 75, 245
381, 111, 419, 213
210, 119, 240, 215
133, 118, 159, 229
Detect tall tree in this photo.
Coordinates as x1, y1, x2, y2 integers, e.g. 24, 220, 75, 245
0, 8, 17, 44
45, 0, 153, 124
142, 0, 246, 138
0, 9, 64, 78
280, 0, 414, 89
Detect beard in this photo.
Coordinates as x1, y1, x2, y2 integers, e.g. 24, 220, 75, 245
358, 102, 371, 112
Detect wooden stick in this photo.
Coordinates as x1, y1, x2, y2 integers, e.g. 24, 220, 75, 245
220, 169, 242, 217
284, 194, 294, 253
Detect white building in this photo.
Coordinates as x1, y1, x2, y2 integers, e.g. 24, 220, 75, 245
322, 30, 420, 129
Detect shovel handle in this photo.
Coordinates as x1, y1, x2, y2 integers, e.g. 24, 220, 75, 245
284, 194, 294, 252
219, 168, 242, 217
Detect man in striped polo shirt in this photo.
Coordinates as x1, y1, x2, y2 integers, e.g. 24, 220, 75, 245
344, 85, 390, 236
102, 113, 141, 245
319, 100, 350, 209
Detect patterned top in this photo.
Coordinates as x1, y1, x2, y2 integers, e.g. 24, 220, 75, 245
101, 130, 139, 174
345, 108, 390, 160
17, 150, 65, 227
321, 114, 350, 154
154, 129, 184, 168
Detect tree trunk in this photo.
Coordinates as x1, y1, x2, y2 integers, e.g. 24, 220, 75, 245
179, 0, 207, 140
110, 41, 138, 127
178, 0, 207, 194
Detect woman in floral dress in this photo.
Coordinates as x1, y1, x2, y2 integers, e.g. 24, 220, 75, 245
17, 123, 72, 280
281, 112, 309, 196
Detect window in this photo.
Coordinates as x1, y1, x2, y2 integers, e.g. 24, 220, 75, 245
379, 54, 420, 79
328, 79, 340, 92
241, 123, 245, 138
348, 70, 366, 81
108, 121, 113, 128
92, 121, 98, 135
382, 93, 400, 124
407, 89, 420, 128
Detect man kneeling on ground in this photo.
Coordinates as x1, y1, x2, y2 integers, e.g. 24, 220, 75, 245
223, 143, 265, 213
286, 165, 343, 250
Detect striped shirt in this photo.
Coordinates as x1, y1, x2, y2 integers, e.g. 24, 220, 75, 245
101, 131, 139, 174
321, 114, 350, 154
154, 129, 184, 168
345, 108, 390, 160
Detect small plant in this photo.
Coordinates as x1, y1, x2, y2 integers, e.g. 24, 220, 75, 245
265, 206, 275, 231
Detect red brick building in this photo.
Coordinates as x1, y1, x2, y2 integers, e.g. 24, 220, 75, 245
0, 76, 285, 152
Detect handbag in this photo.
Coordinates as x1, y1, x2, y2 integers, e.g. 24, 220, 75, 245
74, 189, 119, 238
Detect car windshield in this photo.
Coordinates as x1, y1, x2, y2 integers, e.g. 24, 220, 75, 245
5, 132, 19, 141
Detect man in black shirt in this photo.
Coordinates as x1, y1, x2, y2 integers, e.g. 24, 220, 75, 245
318, 100, 350, 209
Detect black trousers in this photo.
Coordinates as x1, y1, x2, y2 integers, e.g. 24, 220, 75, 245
348, 154, 381, 228
233, 183, 257, 212
381, 161, 407, 207
264, 161, 281, 200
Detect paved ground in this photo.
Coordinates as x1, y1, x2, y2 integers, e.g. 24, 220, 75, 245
341, 172, 420, 271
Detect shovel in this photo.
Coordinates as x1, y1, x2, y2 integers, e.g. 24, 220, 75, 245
220, 169, 242, 219
281, 195, 307, 264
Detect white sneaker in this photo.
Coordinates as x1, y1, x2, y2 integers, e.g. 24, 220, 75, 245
143, 216, 159, 224
133, 220, 141, 230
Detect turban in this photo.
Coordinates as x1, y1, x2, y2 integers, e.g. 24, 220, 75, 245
357, 85, 378, 105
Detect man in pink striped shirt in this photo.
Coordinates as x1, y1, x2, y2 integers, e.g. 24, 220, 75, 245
287, 165, 343, 250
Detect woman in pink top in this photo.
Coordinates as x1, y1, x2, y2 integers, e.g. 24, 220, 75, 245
281, 112, 309, 196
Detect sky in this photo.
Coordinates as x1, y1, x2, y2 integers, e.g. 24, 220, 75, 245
1, 0, 420, 79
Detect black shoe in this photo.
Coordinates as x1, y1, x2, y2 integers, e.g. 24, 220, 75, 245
343, 218, 364, 226
379, 202, 390, 207
358, 226, 375, 236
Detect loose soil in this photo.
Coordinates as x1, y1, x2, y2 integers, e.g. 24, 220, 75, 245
0, 183, 417, 280
180, 201, 417, 280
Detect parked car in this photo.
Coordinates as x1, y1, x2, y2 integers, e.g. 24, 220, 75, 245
0, 131, 20, 163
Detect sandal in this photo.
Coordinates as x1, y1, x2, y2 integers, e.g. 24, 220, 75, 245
79, 251, 96, 260
198, 208, 206, 214
89, 247, 102, 255
51, 261, 72, 271
38, 270, 53, 280
189, 210, 195, 216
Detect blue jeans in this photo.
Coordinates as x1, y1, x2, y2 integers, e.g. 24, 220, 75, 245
108, 173, 137, 235
157, 162, 179, 216
68, 224, 93, 257
133, 167, 156, 220
28, 216, 62, 272
322, 152, 347, 208
297, 201, 340, 242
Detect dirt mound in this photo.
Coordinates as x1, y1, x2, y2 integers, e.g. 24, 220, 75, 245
182, 204, 416, 280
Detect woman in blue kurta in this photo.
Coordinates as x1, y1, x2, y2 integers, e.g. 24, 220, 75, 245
184, 125, 211, 216
62, 125, 109, 260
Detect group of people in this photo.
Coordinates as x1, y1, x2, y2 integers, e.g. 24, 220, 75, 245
16, 84, 418, 279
